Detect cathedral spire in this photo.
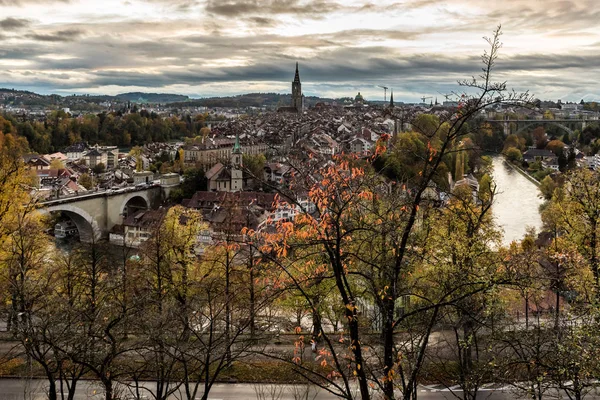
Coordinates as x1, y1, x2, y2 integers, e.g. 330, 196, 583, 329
294, 62, 300, 83
291, 62, 302, 112
389, 90, 394, 108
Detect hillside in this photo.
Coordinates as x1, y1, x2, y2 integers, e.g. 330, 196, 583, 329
170, 92, 337, 108
0, 89, 358, 110
116, 92, 190, 103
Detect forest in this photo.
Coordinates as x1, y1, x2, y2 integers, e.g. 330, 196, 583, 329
0, 110, 208, 154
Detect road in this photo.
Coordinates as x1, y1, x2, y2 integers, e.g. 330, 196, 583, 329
0, 378, 525, 400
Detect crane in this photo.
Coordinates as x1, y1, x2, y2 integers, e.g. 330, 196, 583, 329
378, 86, 389, 102
421, 96, 432, 103
437, 91, 452, 102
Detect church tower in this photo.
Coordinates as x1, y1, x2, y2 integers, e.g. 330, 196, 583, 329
231, 133, 243, 192
291, 62, 303, 113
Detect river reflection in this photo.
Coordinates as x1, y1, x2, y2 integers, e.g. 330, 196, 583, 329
491, 156, 544, 245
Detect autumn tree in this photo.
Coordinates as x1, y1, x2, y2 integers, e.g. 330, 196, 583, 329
422, 182, 504, 400
49, 158, 65, 170
546, 169, 600, 297
251, 25, 531, 400
505, 147, 522, 162
78, 173, 93, 190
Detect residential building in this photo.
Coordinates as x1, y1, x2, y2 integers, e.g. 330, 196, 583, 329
63, 143, 89, 161
182, 138, 268, 168
120, 209, 166, 248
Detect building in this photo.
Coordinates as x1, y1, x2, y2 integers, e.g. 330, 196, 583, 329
120, 209, 166, 248
355, 92, 364, 104
278, 62, 304, 113
182, 191, 276, 242
205, 134, 245, 192
349, 137, 373, 155
24, 154, 50, 171
84, 148, 105, 169
182, 138, 268, 168
291, 62, 303, 113
43, 152, 68, 164
83, 145, 119, 169
522, 148, 556, 163
133, 171, 154, 185
63, 143, 89, 161
181, 190, 314, 240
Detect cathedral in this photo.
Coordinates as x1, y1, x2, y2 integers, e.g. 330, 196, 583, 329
278, 62, 304, 113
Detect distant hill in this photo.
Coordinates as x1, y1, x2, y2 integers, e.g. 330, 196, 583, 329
116, 92, 190, 104
170, 92, 337, 109
0, 89, 351, 110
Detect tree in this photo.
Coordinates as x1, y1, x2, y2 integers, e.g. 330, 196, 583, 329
546, 169, 600, 297
251, 26, 531, 400
503, 134, 524, 152
78, 173, 93, 190
539, 175, 556, 200
92, 162, 106, 174
169, 167, 207, 203
423, 178, 503, 400
505, 147, 522, 162
49, 158, 65, 170
546, 140, 565, 157
199, 127, 211, 138
243, 153, 266, 180
532, 127, 548, 149
58, 238, 137, 400
129, 146, 144, 172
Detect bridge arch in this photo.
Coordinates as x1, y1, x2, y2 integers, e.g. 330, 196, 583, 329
40, 204, 101, 243
513, 121, 575, 137
120, 193, 150, 219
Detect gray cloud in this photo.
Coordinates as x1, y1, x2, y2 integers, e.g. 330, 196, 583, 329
244, 16, 277, 27
26, 28, 85, 42
0, 0, 68, 4
205, 0, 341, 16
0, 0, 599, 100
0, 17, 30, 30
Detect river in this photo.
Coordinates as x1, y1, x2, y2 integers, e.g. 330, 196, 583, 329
491, 156, 544, 245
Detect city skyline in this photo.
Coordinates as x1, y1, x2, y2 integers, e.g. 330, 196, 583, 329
0, 0, 599, 102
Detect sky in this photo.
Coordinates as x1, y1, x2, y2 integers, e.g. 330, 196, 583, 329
0, 0, 599, 102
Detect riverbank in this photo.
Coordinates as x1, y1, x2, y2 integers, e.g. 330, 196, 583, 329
502, 158, 541, 187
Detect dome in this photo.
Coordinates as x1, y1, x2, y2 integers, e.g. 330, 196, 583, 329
355, 92, 364, 102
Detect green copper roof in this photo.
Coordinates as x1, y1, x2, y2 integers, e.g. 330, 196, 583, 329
233, 133, 242, 153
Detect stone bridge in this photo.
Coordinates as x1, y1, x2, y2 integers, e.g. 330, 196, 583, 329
487, 118, 598, 137
39, 185, 166, 242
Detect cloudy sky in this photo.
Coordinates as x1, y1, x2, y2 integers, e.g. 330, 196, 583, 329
0, 0, 598, 102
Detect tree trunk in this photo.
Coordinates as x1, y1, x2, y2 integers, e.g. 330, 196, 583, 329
225, 251, 232, 367
46, 372, 57, 400
104, 379, 113, 400
382, 300, 395, 400
249, 264, 255, 338
312, 297, 322, 341
591, 221, 599, 298
347, 303, 371, 400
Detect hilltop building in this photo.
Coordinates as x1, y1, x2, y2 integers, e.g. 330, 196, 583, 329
355, 92, 364, 104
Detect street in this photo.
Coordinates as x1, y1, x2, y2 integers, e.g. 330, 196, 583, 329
0, 378, 526, 400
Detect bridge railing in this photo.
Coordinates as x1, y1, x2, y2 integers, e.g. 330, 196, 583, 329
39, 183, 159, 206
